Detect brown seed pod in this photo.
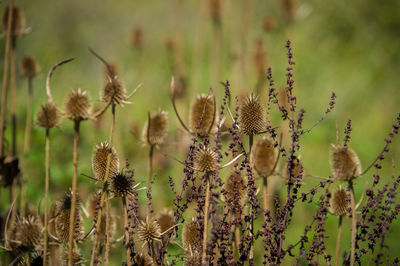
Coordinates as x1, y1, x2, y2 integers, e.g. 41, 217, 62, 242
330, 144, 361, 181
156, 209, 174, 234
2, 4, 25, 38
109, 172, 135, 198
239, 94, 266, 135
331, 186, 349, 217
182, 219, 201, 252
7, 214, 43, 253
20, 55, 39, 79
224, 172, 246, 206
36, 102, 60, 129
103, 76, 127, 105
137, 217, 162, 244
87, 190, 102, 219
189, 94, 217, 136
253, 136, 277, 177
133, 253, 154, 266
282, 156, 304, 180
92, 142, 119, 182
143, 110, 168, 146
184, 251, 201, 266
64, 89, 91, 121
194, 147, 219, 173
63, 248, 83, 265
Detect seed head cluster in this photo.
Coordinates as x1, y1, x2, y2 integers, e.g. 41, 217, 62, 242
253, 136, 277, 177
36, 102, 60, 129
143, 110, 168, 146
194, 147, 219, 173
190, 94, 216, 136
331, 186, 349, 217
330, 144, 361, 181
92, 142, 120, 182
64, 89, 91, 121
239, 94, 266, 135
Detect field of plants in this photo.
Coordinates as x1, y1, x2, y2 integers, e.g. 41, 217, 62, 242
0, 0, 400, 265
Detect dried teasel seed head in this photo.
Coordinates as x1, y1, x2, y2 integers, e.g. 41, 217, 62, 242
109, 171, 135, 198
2, 4, 25, 38
103, 75, 127, 105
63, 248, 83, 265
133, 253, 154, 266
330, 144, 361, 181
87, 190, 102, 219
64, 89, 91, 121
194, 147, 219, 173
143, 110, 168, 146
92, 142, 119, 182
184, 251, 201, 266
7, 214, 43, 253
137, 217, 162, 244
189, 94, 217, 136
36, 102, 60, 129
20, 55, 39, 79
182, 219, 201, 252
330, 186, 349, 217
253, 136, 277, 177
282, 156, 304, 180
157, 209, 174, 233
224, 172, 246, 206
239, 94, 266, 135
54, 191, 83, 243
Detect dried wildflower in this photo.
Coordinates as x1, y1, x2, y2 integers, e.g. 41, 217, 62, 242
109, 171, 136, 198
103, 75, 127, 105
7, 214, 43, 253
36, 102, 60, 129
330, 144, 361, 181
252, 136, 277, 177
20, 55, 39, 78
2, 4, 25, 38
137, 217, 162, 244
331, 187, 349, 216
239, 94, 266, 135
64, 89, 91, 121
224, 172, 246, 206
182, 219, 201, 252
54, 191, 83, 243
92, 142, 119, 182
156, 209, 174, 234
133, 253, 154, 266
282, 156, 304, 180
189, 94, 217, 136
184, 251, 201, 266
64, 248, 83, 265
143, 110, 168, 146
194, 147, 219, 173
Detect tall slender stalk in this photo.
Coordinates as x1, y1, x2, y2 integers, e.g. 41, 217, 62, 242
43, 128, 50, 266
147, 144, 154, 216
349, 181, 356, 266
248, 134, 254, 262
335, 216, 343, 266
122, 197, 132, 266
201, 172, 211, 265
68, 120, 80, 266
262, 177, 268, 217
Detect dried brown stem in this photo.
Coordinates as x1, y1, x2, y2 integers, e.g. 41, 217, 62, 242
104, 196, 111, 266
11, 47, 17, 156
46, 58, 74, 103
147, 144, 154, 216
335, 216, 343, 266
43, 128, 50, 266
122, 197, 132, 266
201, 172, 212, 264
349, 181, 356, 266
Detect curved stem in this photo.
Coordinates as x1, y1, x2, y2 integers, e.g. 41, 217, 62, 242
46, 58, 74, 103
201, 173, 211, 265
335, 216, 343, 266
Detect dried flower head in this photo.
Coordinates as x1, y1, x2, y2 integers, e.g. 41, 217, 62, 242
143, 110, 168, 146
282, 156, 304, 180
92, 142, 119, 182
63, 248, 83, 265
36, 102, 60, 129
7, 214, 43, 253
253, 136, 277, 177
156, 209, 174, 234
330, 186, 349, 217
2, 4, 25, 38
239, 94, 266, 135
103, 76, 127, 105
87, 190, 102, 219
224, 172, 246, 206
20, 55, 39, 79
182, 219, 201, 252
194, 147, 219, 173
137, 217, 162, 244
184, 251, 201, 266
109, 171, 136, 198
190, 94, 217, 136
330, 144, 361, 181
64, 89, 91, 121
54, 191, 83, 243
133, 253, 154, 266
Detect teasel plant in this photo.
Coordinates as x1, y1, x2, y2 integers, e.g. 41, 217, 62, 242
88, 48, 141, 266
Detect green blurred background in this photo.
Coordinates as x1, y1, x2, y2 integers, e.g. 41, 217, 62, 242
1, 0, 400, 264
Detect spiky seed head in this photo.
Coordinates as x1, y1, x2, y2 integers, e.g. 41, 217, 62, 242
253, 136, 277, 177
63, 248, 83, 265
189, 94, 217, 136
36, 102, 60, 129
7, 214, 43, 252
2, 4, 25, 38
282, 157, 304, 180
330, 144, 361, 181
157, 209, 174, 235
239, 94, 266, 135
184, 251, 201, 266
20, 55, 39, 79
64, 89, 91, 121
133, 253, 154, 266
143, 110, 168, 146
54, 191, 83, 243
182, 219, 201, 252
331, 187, 349, 217
137, 217, 162, 244
224, 172, 246, 206
104, 62, 118, 81
92, 142, 119, 182
109, 172, 135, 198
194, 147, 219, 173
102, 76, 127, 105
87, 190, 102, 219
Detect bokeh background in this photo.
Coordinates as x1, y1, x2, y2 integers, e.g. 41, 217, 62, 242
1, 0, 400, 264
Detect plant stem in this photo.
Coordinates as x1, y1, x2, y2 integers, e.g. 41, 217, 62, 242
104, 195, 110, 266
335, 216, 343, 266
122, 197, 132, 266
10, 46, 17, 156
248, 134, 254, 262
349, 181, 356, 266
68, 120, 80, 266
262, 177, 269, 218
43, 128, 50, 266
201, 172, 211, 264
0, 0, 14, 158
147, 144, 154, 216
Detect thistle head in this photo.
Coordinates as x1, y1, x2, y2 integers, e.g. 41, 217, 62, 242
137, 217, 162, 244
182, 218, 201, 252
252, 136, 277, 177
143, 110, 168, 146
21, 55, 39, 79
239, 94, 266, 135
109, 171, 136, 198
189, 94, 217, 136
7, 214, 43, 253
2, 4, 25, 38
64, 89, 91, 121
330, 186, 349, 217
330, 144, 361, 181
102, 76, 127, 105
92, 142, 119, 182
224, 172, 246, 206
282, 156, 304, 180
194, 147, 219, 173
36, 102, 61, 129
